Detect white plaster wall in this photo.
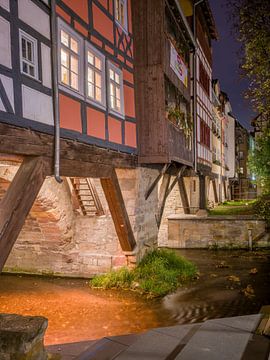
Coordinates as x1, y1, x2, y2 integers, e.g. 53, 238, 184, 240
0, 0, 9, 11
0, 16, 11, 68
22, 85, 53, 125
18, 0, 50, 39
41, 43, 52, 89
0, 74, 14, 111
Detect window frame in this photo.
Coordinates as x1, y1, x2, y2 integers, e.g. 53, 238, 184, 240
107, 61, 125, 118
19, 29, 39, 80
85, 43, 106, 109
58, 18, 84, 98
114, 0, 128, 33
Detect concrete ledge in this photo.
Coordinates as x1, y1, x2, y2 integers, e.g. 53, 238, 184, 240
168, 214, 262, 221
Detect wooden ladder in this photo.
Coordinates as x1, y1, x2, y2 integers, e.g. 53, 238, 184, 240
70, 178, 105, 216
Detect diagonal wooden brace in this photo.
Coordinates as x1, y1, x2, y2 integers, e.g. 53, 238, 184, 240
0, 156, 48, 272
100, 169, 136, 252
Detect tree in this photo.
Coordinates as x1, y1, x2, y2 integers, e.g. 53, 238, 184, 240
228, 0, 270, 116
248, 129, 270, 193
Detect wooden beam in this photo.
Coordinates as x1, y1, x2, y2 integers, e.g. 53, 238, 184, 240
100, 169, 136, 252
178, 176, 190, 214
223, 180, 227, 200
0, 123, 136, 169
166, 166, 186, 198
156, 173, 171, 228
59, 158, 113, 178
145, 164, 170, 200
199, 174, 206, 209
212, 179, 218, 203
0, 157, 48, 271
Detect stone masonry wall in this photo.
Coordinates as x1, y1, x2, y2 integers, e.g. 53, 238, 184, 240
167, 215, 268, 249
2, 165, 160, 277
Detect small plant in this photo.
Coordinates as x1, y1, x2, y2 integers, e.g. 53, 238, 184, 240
167, 107, 192, 137
90, 249, 197, 298
213, 159, 221, 166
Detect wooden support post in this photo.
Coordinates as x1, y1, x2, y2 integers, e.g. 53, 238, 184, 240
223, 180, 227, 200
100, 169, 136, 252
166, 166, 186, 198
156, 174, 171, 228
178, 176, 190, 214
199, 174, 206, 209
212, 179, 219, 203
0, 157, 48, 271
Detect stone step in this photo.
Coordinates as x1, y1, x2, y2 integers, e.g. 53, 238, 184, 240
174, 314, 262, 360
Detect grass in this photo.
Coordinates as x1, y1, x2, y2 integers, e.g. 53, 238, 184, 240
90, 249, 197, 298
209, 200, 256, 216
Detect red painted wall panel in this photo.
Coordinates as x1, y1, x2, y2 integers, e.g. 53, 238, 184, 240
125, 122, 137, 148
124, 85, 135, 118
92, 3, 114, 43
108, 117, 122, 144
59, 94, 82, 133
62, 0, 89, 23
87, 107, 106, 140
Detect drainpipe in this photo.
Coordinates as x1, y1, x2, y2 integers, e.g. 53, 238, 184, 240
192, 0, 204, 174
50, 0, 62, 183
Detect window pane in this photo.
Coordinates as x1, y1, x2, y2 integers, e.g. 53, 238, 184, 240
95, 72, 101, 87
61, 49, 69, 67
61, 66, 69, 85
116, 99, 121, 110
110, 95, 115, 109
109, 69, 114, 81
88, 68, 94, 83
120, 3, 124, 25
71, 55, 78, 74
61, 30, 69, 47
116, 87, 120, 100
27, 40, 33, 62
70, 37, 78, 53
96, 87, 101, 102
88, 51, 94, 65
22, 62, 28, 74
29, 65, 35, 77
22, 38, 27, 59
110, 83, 114, 96
88, 83, 94, 98
115, 73, 120, 84
95, 57, 101, 70
71, 72, 78, 90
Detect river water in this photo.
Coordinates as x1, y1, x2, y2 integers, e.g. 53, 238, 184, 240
0, 249, 269, 345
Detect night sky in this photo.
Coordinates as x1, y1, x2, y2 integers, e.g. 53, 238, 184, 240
209, 0, 255, 130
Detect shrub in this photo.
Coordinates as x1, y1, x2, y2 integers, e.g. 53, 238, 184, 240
89, 249, 197, 298
253, 194, 270, 226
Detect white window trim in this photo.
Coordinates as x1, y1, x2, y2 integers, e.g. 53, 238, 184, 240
85, 42, 106, 110
57, 18, 84, 99
107, 61, 125, 119
114, 0, 128, 33
19, 29, 39, 80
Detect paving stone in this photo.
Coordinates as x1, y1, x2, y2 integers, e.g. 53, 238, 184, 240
175, 320, 254, 360
114, 330, 184, 360
76, 338, 127, 360
106, 334, 140, 346
209, 314, 262, 332
47, 340, 96, 357
152, 324, 200, 342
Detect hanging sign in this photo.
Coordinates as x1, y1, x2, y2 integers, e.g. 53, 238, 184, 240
170, 42, 188, 87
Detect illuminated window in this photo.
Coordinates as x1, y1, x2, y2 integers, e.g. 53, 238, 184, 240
115, 0, 128, 31
58, 19, 83, 96
19, 30, 38, 79
86, 45, 106, 107
108, 63, 124, 116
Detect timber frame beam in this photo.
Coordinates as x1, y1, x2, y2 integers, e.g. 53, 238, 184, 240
101, 169, 136, 252
0, 123, 137, 170
0, 156, 49, 271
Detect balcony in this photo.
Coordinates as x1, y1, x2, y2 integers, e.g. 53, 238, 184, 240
168, 121, 193, 166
